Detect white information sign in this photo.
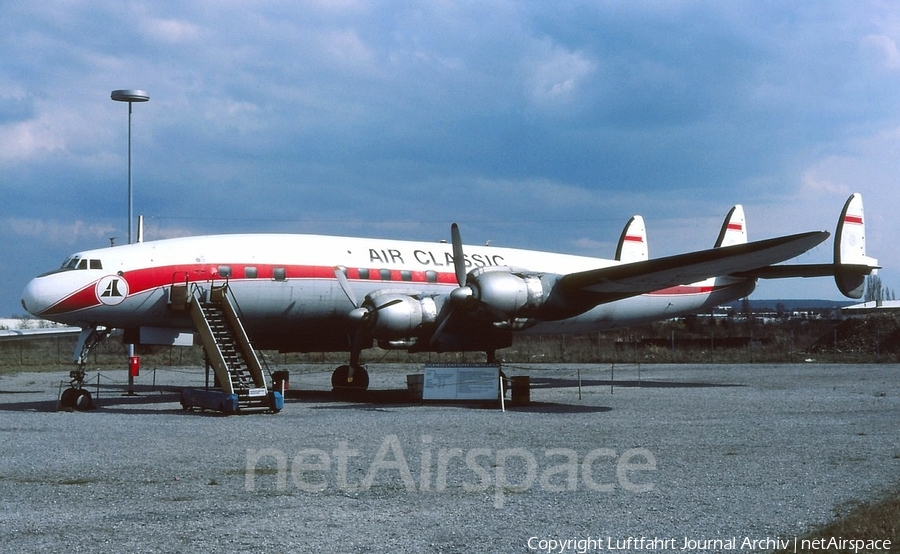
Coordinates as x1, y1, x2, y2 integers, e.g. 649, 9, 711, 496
422, 364, 500, 400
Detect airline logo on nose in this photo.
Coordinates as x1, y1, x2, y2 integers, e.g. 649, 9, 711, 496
96, 276, 129, 306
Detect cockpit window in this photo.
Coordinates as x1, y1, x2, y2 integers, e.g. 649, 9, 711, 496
56, 256, 102, 271
41, 255, 104, 277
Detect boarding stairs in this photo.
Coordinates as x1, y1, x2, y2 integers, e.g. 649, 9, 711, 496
176, 283, 276, 412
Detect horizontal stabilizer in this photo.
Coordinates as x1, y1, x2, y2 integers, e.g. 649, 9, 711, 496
741, 193, 879, 299
557, 231, 829, 299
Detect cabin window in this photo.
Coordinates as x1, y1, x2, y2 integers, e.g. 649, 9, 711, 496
358, 268, 370, 279
244, 267, 258, 279
379, 268, 392, 280
401, 270, 411, 282
426, 270, 438, 283
218, 265, 232, 278
273, 268, 286, 281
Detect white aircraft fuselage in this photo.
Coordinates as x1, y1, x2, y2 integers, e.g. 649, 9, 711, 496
16, 194, 876, 409
21, 232, 752, 354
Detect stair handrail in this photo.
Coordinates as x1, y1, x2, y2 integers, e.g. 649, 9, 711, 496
188, 280, 272, 387
219, 282, 275, 380
185, 282, 235, 395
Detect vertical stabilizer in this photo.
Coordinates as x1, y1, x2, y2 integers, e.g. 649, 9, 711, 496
615, 215, 648, 263
714, 205, 747, 247
834, 193, 878, 298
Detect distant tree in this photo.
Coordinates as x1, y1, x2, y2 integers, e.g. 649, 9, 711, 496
775, 302, 787, 319
864, 274, 891, 303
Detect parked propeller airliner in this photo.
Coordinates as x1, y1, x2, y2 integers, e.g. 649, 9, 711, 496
20, 194, 877, 410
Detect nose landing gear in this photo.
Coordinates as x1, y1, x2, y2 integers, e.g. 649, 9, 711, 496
58, 326, 110, 412
58, 368, 93, 411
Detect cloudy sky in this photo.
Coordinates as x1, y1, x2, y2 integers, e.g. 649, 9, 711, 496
2, 1, 899, 317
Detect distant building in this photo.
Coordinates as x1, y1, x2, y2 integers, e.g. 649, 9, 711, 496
842, 300, 900, 316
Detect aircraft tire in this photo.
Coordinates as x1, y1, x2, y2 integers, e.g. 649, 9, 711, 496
59, 388, 78, 410
331, 364, 369, 392
73, 389, 93, 411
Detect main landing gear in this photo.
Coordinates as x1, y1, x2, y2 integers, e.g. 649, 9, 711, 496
331, 364, 369, 393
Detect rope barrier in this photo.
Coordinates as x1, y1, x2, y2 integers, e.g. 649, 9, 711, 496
69, 362, 653, 400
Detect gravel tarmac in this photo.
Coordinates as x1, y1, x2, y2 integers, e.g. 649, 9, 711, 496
0, 362, 897, 553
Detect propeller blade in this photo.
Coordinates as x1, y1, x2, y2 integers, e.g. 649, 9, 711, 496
451, 223, 467, 287
334, 266, 359, 308
429, 305, 454, 348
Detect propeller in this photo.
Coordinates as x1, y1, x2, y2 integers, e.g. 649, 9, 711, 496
430, 223, 474, 346
333, 266, 404, 384
446, 224, 522, 322
334, 266, 403, 323
334, 266, 366, 373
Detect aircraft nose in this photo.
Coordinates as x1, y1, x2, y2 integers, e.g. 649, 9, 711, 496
21, 276, 54, 316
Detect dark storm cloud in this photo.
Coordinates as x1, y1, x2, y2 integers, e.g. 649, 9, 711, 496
1, 1, 899, 314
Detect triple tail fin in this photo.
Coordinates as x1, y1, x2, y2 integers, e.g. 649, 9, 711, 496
615, 215, 648, 263
715, 205, 747, 247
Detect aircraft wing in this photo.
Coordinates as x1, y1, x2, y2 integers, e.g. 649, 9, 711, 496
739, 264, 837, 279
422, 230, 830, 347
0, 326, 81, 341
555, 230, 829, 299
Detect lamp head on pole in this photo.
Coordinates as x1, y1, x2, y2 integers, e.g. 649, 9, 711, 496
110, 89, 149, 246
111, 90, 150, 103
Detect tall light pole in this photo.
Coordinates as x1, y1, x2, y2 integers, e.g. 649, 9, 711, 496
111, 89, 148, 396
111, 89, 149, 244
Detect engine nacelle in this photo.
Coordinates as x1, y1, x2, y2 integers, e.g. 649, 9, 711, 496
365, 291, 439, 340
467, 267, 548, 318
